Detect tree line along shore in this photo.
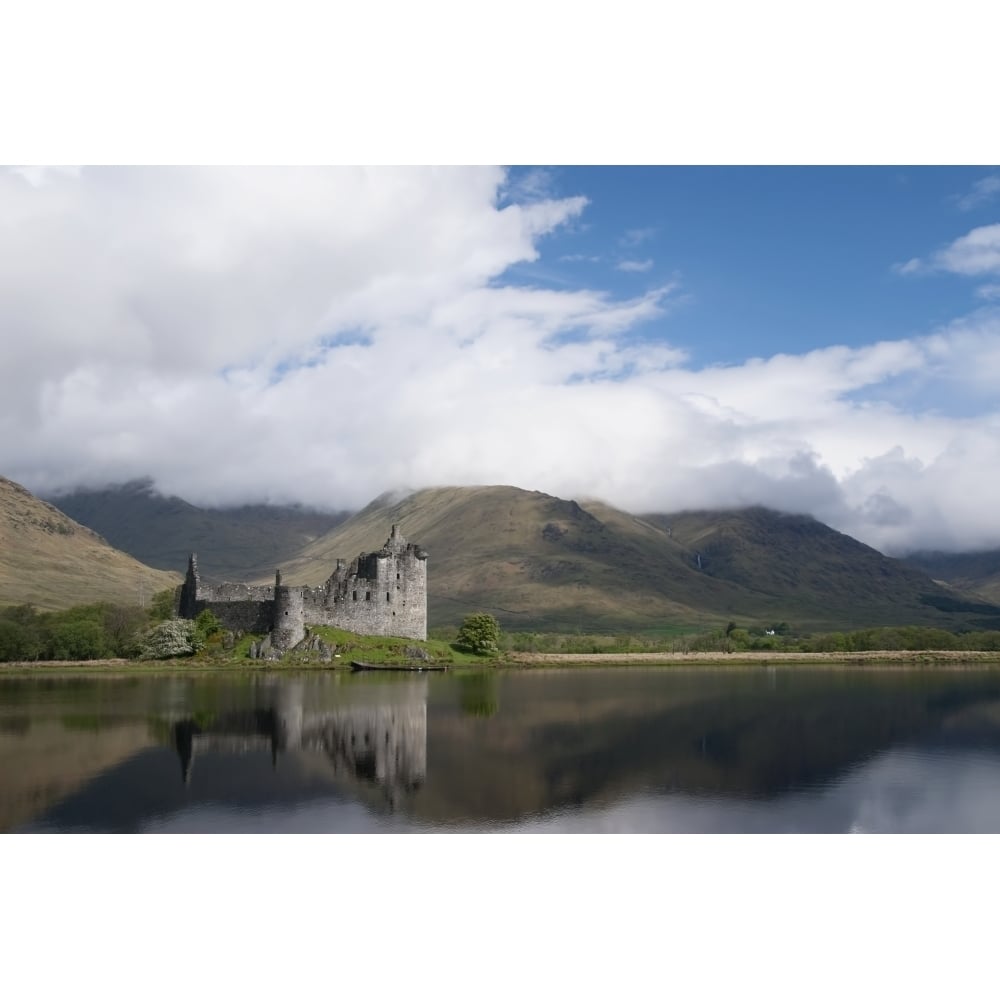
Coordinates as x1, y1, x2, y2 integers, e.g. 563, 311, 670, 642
5, 594, 1000, 668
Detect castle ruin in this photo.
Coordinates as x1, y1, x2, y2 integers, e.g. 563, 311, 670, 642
177, 525, 427, 651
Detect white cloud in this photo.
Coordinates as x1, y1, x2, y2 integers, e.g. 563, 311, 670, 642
620, 227, 655, 247
956, 174, 1000, 211
616, 258, 654, 273
892, 257, 923, 276
559, 254, 601, 263
500, 167, 557, 204
9, 165, 81, 187
905, 223, 1000, 280
934, 223, 1000, 277
4, 167, 1000, 555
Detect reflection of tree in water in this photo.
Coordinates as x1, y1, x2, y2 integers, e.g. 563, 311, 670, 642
0, 715, 31, 735
459, 673, 499, 719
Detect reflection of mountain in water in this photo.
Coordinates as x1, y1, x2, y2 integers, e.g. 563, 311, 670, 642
416, 669, 1000, 824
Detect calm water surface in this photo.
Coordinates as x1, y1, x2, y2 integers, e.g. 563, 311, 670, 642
4, 666, 1000, 833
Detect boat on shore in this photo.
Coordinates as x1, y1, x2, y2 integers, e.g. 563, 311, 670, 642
350, 660, 448, 673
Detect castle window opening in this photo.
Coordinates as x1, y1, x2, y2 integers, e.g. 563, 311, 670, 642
366, 591, 371, 601
353, 591, 357, 601
386, 592, 390, 602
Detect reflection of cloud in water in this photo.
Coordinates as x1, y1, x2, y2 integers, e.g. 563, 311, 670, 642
138, 747, 1000, 833
141, 799, 420, 834
504, 748, 1000, 834
844, 749, 1000, 834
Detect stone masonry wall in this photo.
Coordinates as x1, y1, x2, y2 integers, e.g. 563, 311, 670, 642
200, 599, 275, 634
177, 525, 427, 647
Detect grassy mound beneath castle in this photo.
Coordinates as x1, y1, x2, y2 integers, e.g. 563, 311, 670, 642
280, 626, 493, 667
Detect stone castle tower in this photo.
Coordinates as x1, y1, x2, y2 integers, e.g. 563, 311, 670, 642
272, 569, 307, 650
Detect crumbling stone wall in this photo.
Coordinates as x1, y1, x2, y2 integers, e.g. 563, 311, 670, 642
176, 555, 276, 633
176, 525, 427, 651
311, 524, 428, 640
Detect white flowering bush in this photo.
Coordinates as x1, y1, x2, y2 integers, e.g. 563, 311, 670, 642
139, 618, 204, 660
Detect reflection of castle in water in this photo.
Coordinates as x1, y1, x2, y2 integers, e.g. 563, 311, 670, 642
171, 680, 427, 807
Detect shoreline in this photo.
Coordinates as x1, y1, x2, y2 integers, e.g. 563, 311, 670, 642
3, 648, 1000, 673
503, 649, 1000, 668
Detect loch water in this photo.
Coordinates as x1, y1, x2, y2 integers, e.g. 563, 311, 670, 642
5, 666, 1000, 833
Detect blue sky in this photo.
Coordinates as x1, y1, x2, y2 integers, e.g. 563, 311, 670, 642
2, 165, 1000, 555
504, 166, 1000, 365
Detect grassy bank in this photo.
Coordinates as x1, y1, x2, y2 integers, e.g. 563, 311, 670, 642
0, 624, 493, 673
6, 647, 1000, 674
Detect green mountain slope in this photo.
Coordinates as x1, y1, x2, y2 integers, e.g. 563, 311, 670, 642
47, 479, 349, 581
0, 477, 179, 611
901, 550, 1000, 604
640, 507, 1000, 631
255, 486, 994, 633
265, 485, 722, 631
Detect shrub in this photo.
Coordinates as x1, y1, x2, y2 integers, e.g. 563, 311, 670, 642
149, 588, 178, 622
139, 618, 203, 660
455, 613, 502, 655
194, 609, 223, 640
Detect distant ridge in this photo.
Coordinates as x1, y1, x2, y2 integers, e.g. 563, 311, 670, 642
47, 478, 350, 582
0, 476, 179, 610
901, 549, 1000, 604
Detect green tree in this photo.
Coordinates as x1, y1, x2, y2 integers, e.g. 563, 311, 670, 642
727, 628, 751, 649
0, 620, 29, 661
194, 608, 222, 640
455, 613, 502, 655
149, 588, 178, 622
48, 620, 111, 660
102, 603, 149, 656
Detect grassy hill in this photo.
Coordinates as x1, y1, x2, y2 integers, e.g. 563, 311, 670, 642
639, 506, 1000, 631
0, 476, 179, 610
255, 485, 997, 633
253, 485, 723, 631
47, 478, 348, 581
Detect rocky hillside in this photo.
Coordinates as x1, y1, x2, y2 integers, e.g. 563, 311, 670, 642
0, 476, 179, 610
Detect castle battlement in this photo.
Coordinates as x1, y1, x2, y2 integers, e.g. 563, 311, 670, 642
177, 525, 427, 652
